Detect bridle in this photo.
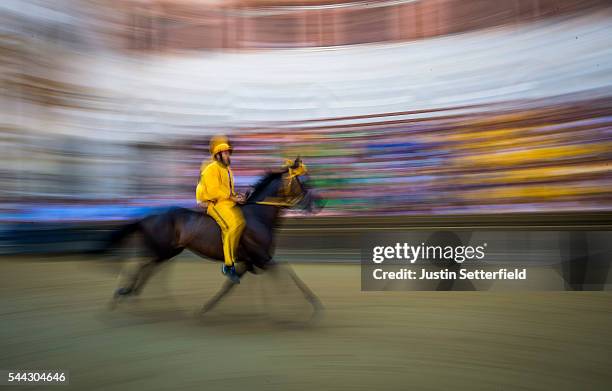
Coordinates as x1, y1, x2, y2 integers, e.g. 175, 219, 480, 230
254, 171, 306, 208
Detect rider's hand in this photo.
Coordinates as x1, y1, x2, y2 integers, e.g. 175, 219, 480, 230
231, 194, 246, 204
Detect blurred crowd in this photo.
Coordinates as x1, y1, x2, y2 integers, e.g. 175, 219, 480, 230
2, 96, 610, 221
165, 98, 612, 215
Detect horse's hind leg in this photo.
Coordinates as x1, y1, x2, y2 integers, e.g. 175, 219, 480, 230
130, 258, 162, 295
113, 248, 182, 299
113, 257, 160, 298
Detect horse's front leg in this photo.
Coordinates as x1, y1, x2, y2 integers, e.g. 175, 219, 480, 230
267, 261, 324, 318
199, 263, 247, 315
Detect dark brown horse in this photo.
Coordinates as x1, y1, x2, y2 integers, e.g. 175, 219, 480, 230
107, 158, 324, 316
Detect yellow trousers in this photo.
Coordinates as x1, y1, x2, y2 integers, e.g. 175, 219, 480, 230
207, 201, 245, 266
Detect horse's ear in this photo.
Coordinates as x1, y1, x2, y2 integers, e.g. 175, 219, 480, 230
292, 155, 301, 169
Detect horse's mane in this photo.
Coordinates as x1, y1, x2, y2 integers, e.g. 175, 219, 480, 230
247, 171, 284, 201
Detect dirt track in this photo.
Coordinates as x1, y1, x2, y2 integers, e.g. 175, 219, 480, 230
1, 257, 611, 390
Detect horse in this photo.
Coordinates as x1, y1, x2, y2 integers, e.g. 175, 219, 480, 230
105, 158, 324, 317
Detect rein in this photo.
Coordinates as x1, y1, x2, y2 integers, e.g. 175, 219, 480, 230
254, 195, 304, 207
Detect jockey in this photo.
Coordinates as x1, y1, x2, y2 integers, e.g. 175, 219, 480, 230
196, 135, 245, 284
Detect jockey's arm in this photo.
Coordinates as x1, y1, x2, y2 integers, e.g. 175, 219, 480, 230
200, 165, 227, 203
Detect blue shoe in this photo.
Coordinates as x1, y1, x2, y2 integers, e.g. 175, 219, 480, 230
222, 264, 241, 284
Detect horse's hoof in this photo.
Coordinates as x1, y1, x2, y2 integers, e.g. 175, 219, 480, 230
107, 299, 118, 311
114, 287, 133, 297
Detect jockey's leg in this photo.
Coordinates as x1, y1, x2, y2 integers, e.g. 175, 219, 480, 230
209, 202, 245, 283
212, 203, 245, 266
221, 230, 234, 267
208, 203, 233, 266
226, 211, 245, 266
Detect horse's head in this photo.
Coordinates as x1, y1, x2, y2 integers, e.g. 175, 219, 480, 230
283, 157, 325, 213
247, 157, 324, 213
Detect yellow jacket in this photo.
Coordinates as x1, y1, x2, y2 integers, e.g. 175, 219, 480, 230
196, 160, 236, 204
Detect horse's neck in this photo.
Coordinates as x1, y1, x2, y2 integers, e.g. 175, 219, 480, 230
245, 176, 284, 228
243, 203, 281, 228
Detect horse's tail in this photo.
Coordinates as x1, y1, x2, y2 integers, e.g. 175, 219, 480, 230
89, 220, 141, 255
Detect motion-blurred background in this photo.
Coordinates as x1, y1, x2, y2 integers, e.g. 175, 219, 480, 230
1, 0, 611, 252
2, 4, 612, 389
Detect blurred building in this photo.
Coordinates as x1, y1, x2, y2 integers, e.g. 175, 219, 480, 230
0, 0, 611, 220
115, 0, 608, 50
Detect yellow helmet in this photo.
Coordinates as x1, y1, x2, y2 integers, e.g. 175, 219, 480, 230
209, 135, 232, 156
